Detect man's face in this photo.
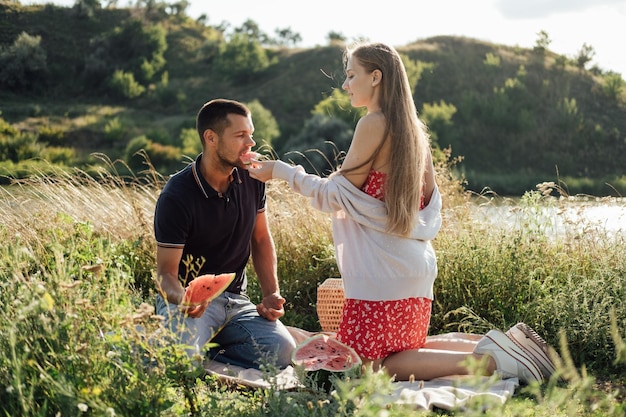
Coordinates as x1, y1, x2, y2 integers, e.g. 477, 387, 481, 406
214, 113, 255, 169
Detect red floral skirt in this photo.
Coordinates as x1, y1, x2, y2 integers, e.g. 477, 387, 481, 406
336, 297, 432, 360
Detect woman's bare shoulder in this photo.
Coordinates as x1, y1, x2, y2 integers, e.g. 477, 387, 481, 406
353, 112, 385, 144
356, 111, 385, 129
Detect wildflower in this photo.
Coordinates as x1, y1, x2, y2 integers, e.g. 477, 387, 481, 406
41, 292, 54, 311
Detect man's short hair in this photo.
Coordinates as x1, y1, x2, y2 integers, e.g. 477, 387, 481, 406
196, 99, 250, 141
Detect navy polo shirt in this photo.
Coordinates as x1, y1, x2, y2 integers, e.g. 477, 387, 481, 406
154, 154, 266, 294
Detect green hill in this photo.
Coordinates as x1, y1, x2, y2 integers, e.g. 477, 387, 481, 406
1, 1, 625, 196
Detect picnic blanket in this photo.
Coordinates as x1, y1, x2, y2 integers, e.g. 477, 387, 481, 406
203, 327, 519, 411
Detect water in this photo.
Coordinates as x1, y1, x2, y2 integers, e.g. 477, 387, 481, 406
470, 197, 626, 238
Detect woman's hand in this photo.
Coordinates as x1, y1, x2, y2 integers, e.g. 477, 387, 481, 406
247, 160, 276, 183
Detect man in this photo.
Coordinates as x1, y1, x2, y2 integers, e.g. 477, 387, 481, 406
154, 98, 295, 369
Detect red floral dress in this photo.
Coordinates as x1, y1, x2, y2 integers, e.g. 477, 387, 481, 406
336, 170, 431, 360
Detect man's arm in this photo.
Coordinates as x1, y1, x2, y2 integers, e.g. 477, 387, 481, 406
250, 209, 284, 321
156, 245, 205, 317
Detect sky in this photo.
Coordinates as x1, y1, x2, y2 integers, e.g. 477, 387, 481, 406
23, 0, 626, 77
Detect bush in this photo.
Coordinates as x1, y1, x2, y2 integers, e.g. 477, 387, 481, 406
103, 117, 127, 143
179, 127, 201, 158
214, 34, 270, 83
109, 70, 145, 100
37, 125, 66, 146
247, 99, 280, 149
281, 114, 353, 175
145, 141, 182, 172
40, 146, 76, 165
125, 135, 152, 170
601, 72, 625, 101
0, 31, 47, 91
0, 131, 43, 163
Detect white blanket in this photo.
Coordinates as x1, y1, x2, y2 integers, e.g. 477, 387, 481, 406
203, 360, 518, 411
203, 326, 518, 411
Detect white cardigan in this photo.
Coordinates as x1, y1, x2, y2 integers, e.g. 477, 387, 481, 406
272, 161, 442, 301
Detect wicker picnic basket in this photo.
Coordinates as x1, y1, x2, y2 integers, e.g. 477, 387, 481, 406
316, 278, 345, 332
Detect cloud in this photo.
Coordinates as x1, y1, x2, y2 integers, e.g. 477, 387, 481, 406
494, 0, 625, 19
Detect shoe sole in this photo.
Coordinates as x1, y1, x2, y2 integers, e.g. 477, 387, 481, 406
506, 323, 558, 380
484, 330, 543, 384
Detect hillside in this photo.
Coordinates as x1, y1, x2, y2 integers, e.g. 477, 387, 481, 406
1, 2, 625, 195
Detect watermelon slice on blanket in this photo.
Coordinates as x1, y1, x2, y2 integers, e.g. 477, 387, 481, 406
292, 334, 361, 392
181, 273, 236, 306
292, 334, 361, 372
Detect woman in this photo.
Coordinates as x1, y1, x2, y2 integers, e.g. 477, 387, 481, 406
249, 42, 555, 383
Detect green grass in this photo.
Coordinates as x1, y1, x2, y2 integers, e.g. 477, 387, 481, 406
0, 157, 624, 416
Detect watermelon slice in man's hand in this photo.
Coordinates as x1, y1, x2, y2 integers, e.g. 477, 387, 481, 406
181, 273, 236, 306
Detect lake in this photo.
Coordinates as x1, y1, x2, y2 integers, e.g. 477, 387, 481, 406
471, 197, 626, 238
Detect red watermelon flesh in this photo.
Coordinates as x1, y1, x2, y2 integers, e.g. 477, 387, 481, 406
292, 334, 361, 372
181, 273, 236, 306
240, 151, 260, 165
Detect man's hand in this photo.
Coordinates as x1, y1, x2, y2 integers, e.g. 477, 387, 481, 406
178, 300, 209, 318
256, 292, 285, 321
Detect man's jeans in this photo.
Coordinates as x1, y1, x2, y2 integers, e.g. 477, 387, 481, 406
156, 291, 295, 369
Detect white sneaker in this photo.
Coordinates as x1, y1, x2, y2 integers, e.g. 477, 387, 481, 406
474, 329, 543, 384
506, 322, 559, 380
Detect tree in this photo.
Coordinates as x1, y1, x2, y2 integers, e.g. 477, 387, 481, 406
232, 19, 269, 45
109, 70, 145, 99
312, 88, 363, 127
0, 32, 47, 91
73, 0, 101, 18
575, 43, 595, 70
282, 114, 354, 175
166, 0, 189, 16
214, 34, 270, 82
401, 54, 431, 95
601, 72, 625, 101
274, 27, 302, 48
327, 31, 346, 45
246, 100, 280, 149
84, 19, 167, 88
533, 30, 551, 55
420, 100, 458, 149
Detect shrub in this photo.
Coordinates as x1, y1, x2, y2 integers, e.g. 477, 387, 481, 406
281, 114, 353, 176
179, 127, 201, 158
125, 135, 152, 170
420, 100, 458, 149
40, 146, 76, 165
601, 72, 625, 101
145, 141, 182, 172
103, 117, 127, 143
109, 70, 145, 100
214, 34, 270, 83
0, 131, 43, 162
0, 31, 47, 91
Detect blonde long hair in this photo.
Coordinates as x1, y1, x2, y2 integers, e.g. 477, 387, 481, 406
341, 42, 431, 236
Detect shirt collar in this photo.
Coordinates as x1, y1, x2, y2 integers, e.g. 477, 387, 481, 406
191, 153, 241, 199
